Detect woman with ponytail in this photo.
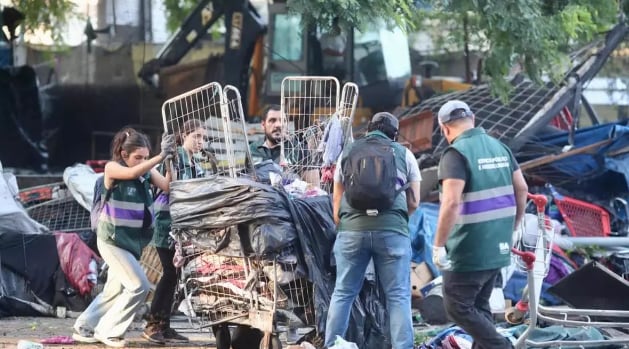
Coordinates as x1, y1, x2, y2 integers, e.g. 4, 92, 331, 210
72, 127, 176, 348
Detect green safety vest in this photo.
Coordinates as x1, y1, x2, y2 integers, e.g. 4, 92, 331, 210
97, 172, 154, 260
442, 127, 516, 272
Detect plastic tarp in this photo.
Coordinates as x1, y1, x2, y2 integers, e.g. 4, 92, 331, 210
286, 195, 389, 349
170, 176, 296, 255
171, 177, 389, 348
0, 66, 49, 171
0, 164, 49, 235
54, 232, 100, 295
0, 233, 59, 317
408, 203, 441, 277
63, 163, 102, 211
518, 121, 629, 198
170, 176, 292, 230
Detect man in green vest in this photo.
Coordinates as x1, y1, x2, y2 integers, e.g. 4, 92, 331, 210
434, 100, 528, 349
325, 112, 421, 349
249, 104, 283, 164
249, 104, 319, 185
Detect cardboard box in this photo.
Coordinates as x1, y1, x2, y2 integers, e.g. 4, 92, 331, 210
411, 262, 434, 299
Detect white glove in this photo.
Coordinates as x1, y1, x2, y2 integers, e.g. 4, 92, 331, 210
432, 246, 452, 271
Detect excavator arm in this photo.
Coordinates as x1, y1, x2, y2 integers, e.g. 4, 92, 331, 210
138, 0, 266, 117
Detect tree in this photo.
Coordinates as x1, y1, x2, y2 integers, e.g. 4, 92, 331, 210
3, 0, 77, 46
288, 0, 626, 99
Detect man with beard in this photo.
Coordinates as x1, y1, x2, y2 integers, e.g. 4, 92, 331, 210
250, 104, 283, 164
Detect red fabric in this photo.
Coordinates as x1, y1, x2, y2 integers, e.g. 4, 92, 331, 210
321, 164, 336, 184
54, 232, 101, 295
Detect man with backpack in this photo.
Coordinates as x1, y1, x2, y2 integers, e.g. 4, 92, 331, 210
433, 100, 528, 349
325, 112, 421, 349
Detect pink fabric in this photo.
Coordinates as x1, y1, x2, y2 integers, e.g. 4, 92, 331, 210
41, 335, 74, 344
54, 232, 101, 295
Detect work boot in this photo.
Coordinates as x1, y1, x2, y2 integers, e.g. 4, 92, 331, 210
143, 314, 166, 345
142, 327, 166, 345
163, 327, 189, 343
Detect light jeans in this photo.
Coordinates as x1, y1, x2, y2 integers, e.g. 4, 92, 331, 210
325, 230, 413, 349
74, 238, 150, 338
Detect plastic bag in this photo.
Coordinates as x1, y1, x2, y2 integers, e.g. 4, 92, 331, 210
329, 336, 359, 349
169, 176, 292, 230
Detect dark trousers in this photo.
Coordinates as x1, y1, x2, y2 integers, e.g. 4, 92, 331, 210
442, 268, 512, 349
147, 247, 177, 329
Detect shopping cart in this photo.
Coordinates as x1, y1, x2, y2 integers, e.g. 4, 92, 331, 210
548, 184, 611, 237
279, 76, 358, 193
509, 194, 629, 348
163, 82, 315, 349
174, 230, 314, 349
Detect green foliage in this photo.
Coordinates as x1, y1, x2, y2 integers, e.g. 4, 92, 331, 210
7, 0, 77, 47
287, 0, 622, 101
285, 0, 417, 32
163, 0, 199, 33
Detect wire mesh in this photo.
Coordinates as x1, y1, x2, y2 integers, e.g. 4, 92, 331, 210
554, 196, 611, 237
27, 196, 91, 232
176, 229, 313, 330
338, 82, 359, 148
222, 85, 256, 179
280, 76, 340, 186
162, 82, 254, 180
398, 81, 560, 156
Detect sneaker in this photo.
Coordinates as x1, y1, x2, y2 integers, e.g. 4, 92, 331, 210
142, 329, 166, 345
72, 326, 98, 343
93, 333, 126, 348
163, 327, 189, 343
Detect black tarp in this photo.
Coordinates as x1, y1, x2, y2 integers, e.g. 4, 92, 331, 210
169, 177, 390, 348
0, 233, 58, 317
287, 195, 390, 348
0, 66, 50, 171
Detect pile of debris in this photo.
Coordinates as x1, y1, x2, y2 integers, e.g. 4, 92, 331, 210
394, 22, 629, 348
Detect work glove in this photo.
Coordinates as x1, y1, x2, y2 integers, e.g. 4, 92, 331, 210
160, 133, 176, 158
432, 246, 452, 271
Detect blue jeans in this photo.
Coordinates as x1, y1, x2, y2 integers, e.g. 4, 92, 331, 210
325, 231, 413, 349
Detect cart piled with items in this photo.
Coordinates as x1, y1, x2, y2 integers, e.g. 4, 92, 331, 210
161, 78, 358, 348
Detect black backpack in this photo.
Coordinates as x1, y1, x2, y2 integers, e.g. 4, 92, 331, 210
342, 136, 409, 212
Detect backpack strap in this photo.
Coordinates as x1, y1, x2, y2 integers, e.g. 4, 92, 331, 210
392, 142, 411, 197
102, 179, 116, 203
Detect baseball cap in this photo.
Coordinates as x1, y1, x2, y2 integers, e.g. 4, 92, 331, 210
437, 100, 473, 124
371, 112, 399, 130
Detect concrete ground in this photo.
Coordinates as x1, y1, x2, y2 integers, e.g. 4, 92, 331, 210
0, 316, 219, 348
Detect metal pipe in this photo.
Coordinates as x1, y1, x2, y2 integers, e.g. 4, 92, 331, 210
554, 236, 629, 247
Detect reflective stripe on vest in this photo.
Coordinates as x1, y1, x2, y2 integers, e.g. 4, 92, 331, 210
100, 198, 146, 228
457, 185, 516, 224
154, 192, 169, 213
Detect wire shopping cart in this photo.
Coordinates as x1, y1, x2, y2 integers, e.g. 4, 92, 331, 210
162, 82, 315, 349
279, 76, 358, 193
509, 194, 629, 348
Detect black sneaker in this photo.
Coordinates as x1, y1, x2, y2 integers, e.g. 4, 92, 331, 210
142, 329, 166, 345
164, 327, 189, 343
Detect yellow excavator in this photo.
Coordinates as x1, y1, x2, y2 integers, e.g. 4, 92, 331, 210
138, 0, 471, 122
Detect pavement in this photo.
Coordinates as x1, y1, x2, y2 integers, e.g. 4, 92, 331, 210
0, 316, 219, 348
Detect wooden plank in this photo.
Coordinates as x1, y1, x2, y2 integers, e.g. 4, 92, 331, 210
520, 139, 612, 171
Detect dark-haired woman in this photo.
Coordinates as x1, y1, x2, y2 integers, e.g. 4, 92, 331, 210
72, 127, 175, 348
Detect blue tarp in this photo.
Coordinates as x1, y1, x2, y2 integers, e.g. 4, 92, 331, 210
520, 121, 629, 199
408, 203, 440, 277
